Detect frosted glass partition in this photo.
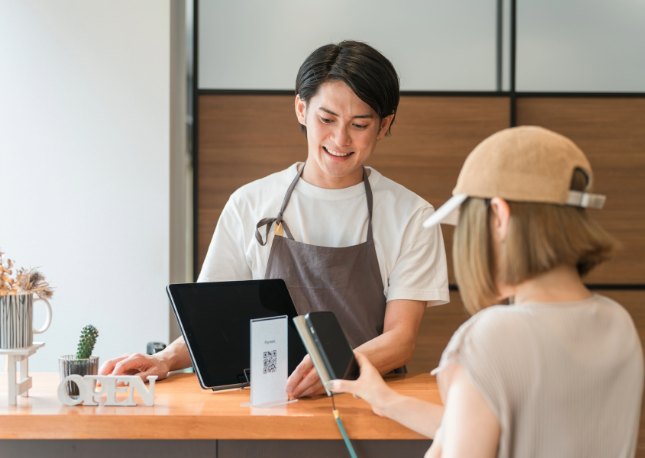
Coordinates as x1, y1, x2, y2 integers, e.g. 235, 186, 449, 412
518, 0, 645, 92
198, 0, 500, 91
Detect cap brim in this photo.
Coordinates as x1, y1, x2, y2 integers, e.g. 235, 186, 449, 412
422, 194, 468, 228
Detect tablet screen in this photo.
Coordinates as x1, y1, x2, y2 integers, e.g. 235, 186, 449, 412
167, 280, 307, 389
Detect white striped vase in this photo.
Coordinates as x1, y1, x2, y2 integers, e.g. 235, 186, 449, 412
0, 293, 52, 349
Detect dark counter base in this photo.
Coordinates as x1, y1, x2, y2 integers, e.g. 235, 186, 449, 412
0, 439, 433, 458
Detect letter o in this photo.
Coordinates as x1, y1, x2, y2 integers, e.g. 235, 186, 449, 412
57, 375, 86, 406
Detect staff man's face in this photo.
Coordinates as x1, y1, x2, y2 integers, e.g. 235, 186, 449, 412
295, 81, 393, 179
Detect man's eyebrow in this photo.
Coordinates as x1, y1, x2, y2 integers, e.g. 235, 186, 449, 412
318, 106, 373, 119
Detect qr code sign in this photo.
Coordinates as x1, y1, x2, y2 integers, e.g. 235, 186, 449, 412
263, 350, 277, 374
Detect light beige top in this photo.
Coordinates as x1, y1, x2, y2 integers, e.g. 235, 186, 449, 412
433, 294, 644, 458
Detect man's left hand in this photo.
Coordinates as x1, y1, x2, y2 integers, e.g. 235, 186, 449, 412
286, 355, 326, 398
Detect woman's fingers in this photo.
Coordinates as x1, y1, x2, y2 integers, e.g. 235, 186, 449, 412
354, 351, 375, 372
331, 379, 360, 395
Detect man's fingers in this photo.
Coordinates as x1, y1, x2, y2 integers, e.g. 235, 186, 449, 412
98, 355, 129, 376
112, 354, 150, 376
298, 378, 324, 398
287, 355, 313, 394
137, 369, 156, 383
292, 366, 320, 397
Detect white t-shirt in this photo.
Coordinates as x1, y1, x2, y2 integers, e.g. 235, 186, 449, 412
198, 163, 449, 306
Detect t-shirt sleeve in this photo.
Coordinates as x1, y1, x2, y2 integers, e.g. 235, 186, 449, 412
385, 205, 450, 305
431, 308, 521, 424
197, 197, 253, 282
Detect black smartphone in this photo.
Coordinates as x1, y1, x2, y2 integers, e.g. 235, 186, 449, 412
304, 312, 360, 380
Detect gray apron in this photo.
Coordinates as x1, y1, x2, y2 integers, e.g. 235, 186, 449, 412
255, 164, 405, 372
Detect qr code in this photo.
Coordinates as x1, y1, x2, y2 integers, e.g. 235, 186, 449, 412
263, 350, 277, 374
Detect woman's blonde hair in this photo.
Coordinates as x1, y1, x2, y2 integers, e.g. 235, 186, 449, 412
453, 172, 618, 315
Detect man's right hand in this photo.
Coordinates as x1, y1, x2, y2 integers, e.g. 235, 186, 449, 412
98, 353, 171, 382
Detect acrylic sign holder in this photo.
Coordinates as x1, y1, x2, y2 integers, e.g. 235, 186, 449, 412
241, 316, 297, 409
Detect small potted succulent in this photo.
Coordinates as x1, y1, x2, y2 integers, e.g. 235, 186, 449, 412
59, 325, 99, 398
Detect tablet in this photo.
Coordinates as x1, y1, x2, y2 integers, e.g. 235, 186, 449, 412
166, 280, 307, 390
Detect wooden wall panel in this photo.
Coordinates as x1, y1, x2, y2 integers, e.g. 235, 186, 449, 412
197, 95, 305, 269
197, 94, 509, 277
365, 96, 509, 283
407, 291, 468, 373
517, 98, 645, 284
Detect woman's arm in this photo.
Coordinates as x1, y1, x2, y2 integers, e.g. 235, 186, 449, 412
331, 352, 444, 439
430, 364, 500, 458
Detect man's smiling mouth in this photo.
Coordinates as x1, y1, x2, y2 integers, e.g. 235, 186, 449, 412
323, 146, 354, 157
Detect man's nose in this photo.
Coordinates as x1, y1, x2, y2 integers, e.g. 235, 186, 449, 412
331, 124, 352, 147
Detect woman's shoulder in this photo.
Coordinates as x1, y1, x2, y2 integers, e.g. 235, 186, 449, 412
440, 306, 530, 360
446, 295, 639, 357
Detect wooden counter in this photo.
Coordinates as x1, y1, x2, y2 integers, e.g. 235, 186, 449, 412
0, 372, 440, 441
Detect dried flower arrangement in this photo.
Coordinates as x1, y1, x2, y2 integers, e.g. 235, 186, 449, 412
0, 251, 53, 299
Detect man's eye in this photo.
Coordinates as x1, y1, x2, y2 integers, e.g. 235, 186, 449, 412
354, 124, 367, 129
320, 117, 333, 123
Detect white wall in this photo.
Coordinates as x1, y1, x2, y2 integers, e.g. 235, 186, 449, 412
198, 0, 499, 91
198, 0, 645, 92
517, 0, 645, 91
0, 0, 185, 371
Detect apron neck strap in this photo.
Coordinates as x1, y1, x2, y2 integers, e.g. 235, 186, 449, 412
362, 166, 374, 242
255, 162, 375, 245
277, 162, 306, 220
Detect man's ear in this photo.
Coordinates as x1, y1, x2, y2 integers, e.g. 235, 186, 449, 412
376, 113, 395, 139
490, 197, 511, 243
295, 95, 307, 126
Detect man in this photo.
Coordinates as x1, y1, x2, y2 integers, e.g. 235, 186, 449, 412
100, 41, 449, 397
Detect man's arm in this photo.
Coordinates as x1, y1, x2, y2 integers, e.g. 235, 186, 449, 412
287, 299, 426, 397
98, 335, 193, 380
356, 299, 427, 372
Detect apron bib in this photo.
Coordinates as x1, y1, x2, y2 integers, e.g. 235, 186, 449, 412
255, 164, 405, 372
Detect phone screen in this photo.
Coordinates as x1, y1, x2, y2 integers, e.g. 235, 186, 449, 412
305, 312, 359, 381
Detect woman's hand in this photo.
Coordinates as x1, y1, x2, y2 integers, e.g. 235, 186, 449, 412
99, 352, 171, 382
286, 355, 326, 398
330, 351, 399, 417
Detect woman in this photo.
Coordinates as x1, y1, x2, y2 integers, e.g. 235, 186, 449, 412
332, 126, 644, 457
100, 41, 450, 397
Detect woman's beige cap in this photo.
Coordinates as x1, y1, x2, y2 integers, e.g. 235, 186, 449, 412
423, 126, 606, 228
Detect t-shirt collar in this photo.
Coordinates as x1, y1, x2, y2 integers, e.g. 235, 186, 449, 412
287, 162, 381, 201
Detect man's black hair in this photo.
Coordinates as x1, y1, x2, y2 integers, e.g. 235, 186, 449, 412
295, 41, 400, 136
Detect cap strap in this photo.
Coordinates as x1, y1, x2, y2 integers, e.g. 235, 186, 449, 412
566, 190, 606, 209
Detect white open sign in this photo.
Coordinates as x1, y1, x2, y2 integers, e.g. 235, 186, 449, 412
57, 375, 157, 407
